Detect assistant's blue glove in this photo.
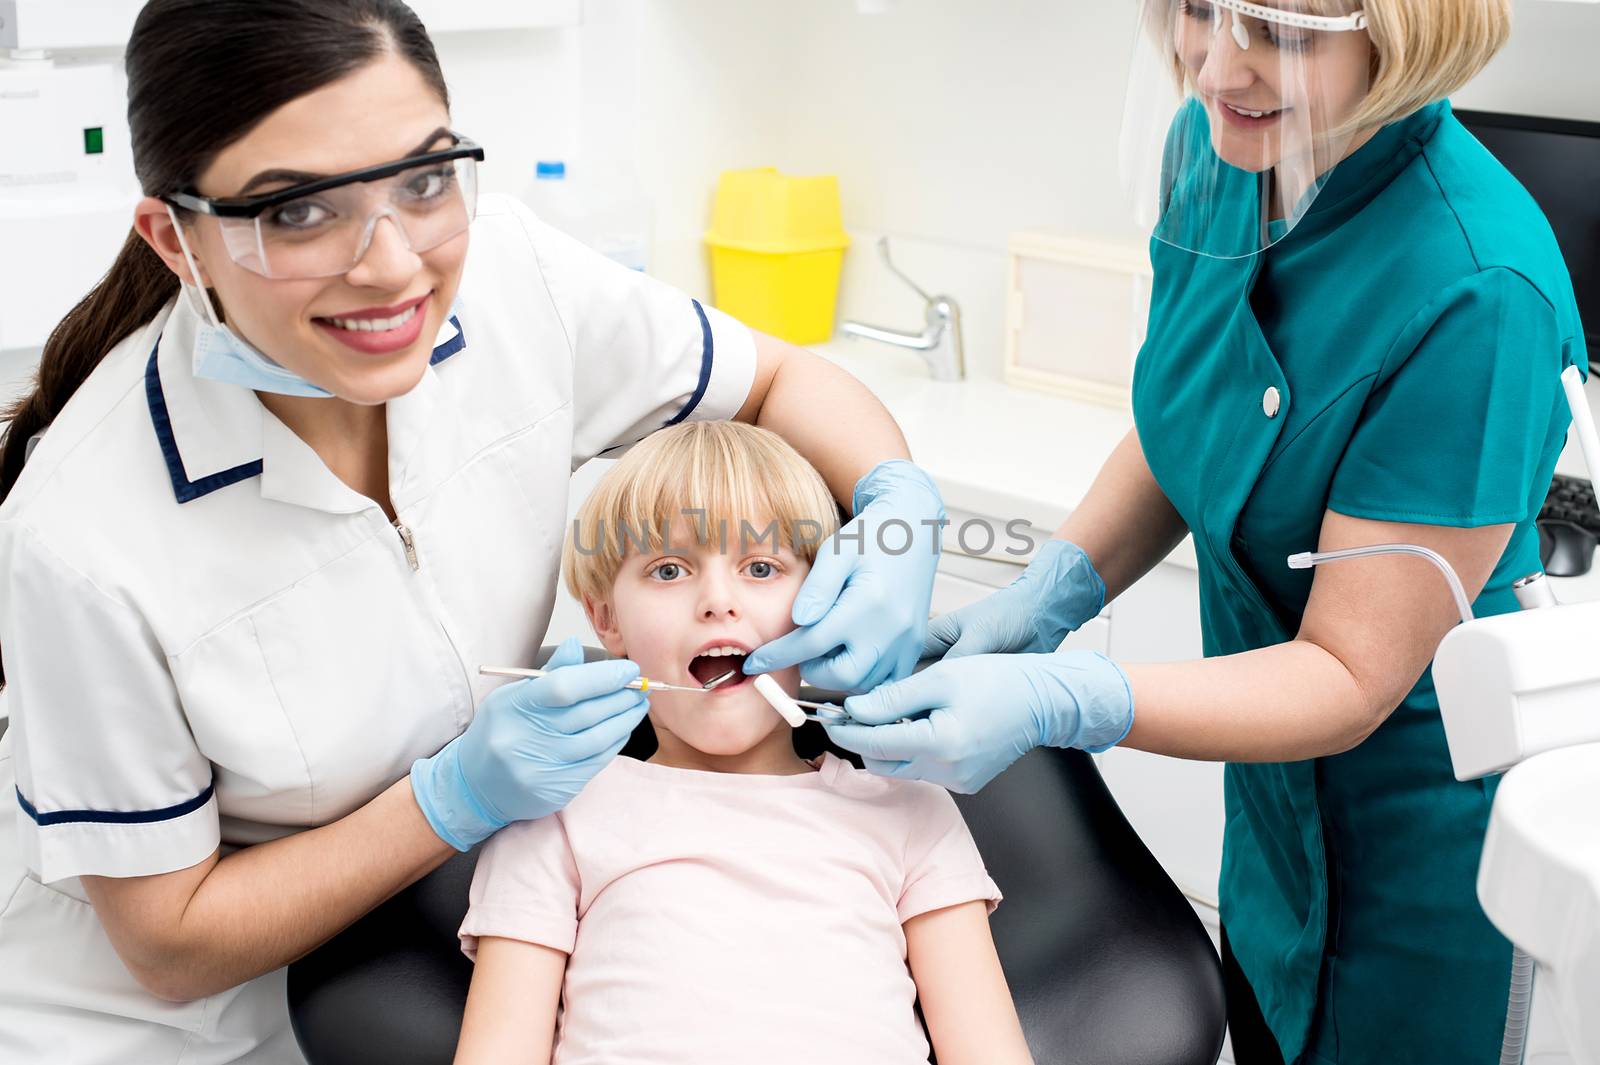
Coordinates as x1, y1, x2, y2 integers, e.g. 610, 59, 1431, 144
823, 650, 1133, 794
743, 459, 943, 692
924, 538, 1105, 660
411, 637, 648, 850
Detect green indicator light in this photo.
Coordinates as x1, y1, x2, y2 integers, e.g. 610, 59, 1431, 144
84, 128, 104, 155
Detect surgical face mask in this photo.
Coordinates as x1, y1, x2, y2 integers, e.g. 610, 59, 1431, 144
167, 205, 335, 398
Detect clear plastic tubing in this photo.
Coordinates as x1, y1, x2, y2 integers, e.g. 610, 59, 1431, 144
1286, 543, 1474, 625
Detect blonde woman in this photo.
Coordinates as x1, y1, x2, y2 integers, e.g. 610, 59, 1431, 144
821, 2, 1587, 1062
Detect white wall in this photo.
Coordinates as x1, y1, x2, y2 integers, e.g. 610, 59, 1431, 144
621, 0, 1600, 379
433, 28, 582, 200
7, 1, 1598, 403
1455, 1, 1600, 121
623, 0, 1149, 379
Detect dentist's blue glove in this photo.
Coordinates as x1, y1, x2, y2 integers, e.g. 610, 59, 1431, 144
743, 459, 943, 692
411, 637, 648, 850
924, 538, 1105, 660
823, 650, 1133, 794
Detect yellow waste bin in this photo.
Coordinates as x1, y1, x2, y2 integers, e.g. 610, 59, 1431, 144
704, 168, 850, 346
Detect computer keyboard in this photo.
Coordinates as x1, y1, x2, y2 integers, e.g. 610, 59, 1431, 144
1537, 473, 1600, 577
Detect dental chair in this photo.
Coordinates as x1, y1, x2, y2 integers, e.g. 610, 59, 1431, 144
288, 648, 1227, 1065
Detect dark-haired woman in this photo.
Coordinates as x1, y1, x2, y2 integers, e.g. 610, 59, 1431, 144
0, 3, 943, 1060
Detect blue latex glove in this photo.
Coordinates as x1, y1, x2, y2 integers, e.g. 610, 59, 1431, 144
411, 637, 648, 850
743, 459, 943, 692
924, 538, 1105, 660
823, 650, 1134, 793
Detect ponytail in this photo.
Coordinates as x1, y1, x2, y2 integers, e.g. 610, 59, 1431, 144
0, 232, 175, 687
0, 231, 177, 507
0, 0, 448, 688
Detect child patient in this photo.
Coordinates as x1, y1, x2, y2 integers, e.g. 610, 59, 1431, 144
453, 420, 1034, 1065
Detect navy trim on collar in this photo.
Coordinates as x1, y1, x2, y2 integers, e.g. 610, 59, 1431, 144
430, 315, 466, 365
17, 781, 216, 827
146, 340, 264, 505
663, 300, 715, 428
148, 315, 467, 504
597, 300, 716, 457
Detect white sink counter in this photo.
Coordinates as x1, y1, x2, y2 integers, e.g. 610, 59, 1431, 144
813, 338, 1199, 569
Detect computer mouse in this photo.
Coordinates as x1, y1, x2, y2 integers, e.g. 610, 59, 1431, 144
1540, 520, 1596, 578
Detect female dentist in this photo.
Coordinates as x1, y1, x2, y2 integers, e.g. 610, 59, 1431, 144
0, 1, 941, 1061
815, 1, 1586, 1063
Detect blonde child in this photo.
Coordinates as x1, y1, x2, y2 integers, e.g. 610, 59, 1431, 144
452, 420, 1033, 1065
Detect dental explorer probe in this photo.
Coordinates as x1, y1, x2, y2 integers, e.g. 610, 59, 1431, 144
477, 665, 739, 693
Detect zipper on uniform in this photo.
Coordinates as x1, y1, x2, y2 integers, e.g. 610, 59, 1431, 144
394, 521, 420, 571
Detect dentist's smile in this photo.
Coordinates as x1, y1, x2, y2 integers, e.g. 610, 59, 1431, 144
312, 291, 432, 355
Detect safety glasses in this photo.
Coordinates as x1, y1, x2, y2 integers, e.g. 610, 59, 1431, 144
162, 135, 486, 280
1180, 0, 1367, 53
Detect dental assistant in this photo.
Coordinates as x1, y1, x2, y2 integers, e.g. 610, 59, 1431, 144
0, 2, 942, 1061
810, 2, 1586, 1063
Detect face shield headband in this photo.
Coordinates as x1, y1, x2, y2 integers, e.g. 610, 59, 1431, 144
1120, 0, 1373, 259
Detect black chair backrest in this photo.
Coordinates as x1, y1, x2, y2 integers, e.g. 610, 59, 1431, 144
289, 667, 1226, 1065
950, 745, 1225, 1065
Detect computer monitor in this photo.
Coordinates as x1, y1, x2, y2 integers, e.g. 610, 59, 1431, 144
1455, 109, 1600, 371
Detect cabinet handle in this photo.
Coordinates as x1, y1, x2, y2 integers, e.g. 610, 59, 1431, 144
941, 546, 1031, 568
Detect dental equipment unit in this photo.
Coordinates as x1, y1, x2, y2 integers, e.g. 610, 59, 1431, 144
1288, 364, 1600, 1065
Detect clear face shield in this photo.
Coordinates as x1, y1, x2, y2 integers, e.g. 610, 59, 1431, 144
1120, 0, 1374, 259
162, 135, 484, 280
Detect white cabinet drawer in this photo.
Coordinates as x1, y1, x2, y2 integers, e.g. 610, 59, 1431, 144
930, 569, 996, 616
1059, 615, 1110, 655
937, 549, 1027, 587
1108, 559, 1203, 664
1097, 558, 1223, 905
937, 506, 1050, 582
930, 564, 1109, 659
1093, 746, 1225, 905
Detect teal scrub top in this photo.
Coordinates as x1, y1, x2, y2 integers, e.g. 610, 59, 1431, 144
1130, 100, 1586, 1065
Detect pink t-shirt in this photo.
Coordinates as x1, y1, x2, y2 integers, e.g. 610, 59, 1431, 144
459, 752, 1001, 1064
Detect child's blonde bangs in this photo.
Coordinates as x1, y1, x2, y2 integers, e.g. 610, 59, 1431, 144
563, 421, 840, 605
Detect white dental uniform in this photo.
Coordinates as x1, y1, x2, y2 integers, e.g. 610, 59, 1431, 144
0, 193, 757, 1064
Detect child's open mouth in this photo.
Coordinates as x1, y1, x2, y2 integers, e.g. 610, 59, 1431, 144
687, 648, 751, 690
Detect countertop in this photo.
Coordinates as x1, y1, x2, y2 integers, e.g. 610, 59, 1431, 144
814, 337, 1600, 585
812, 337, 1198, 566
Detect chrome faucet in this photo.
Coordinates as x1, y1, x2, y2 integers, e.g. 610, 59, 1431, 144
840, 237, 965, 381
